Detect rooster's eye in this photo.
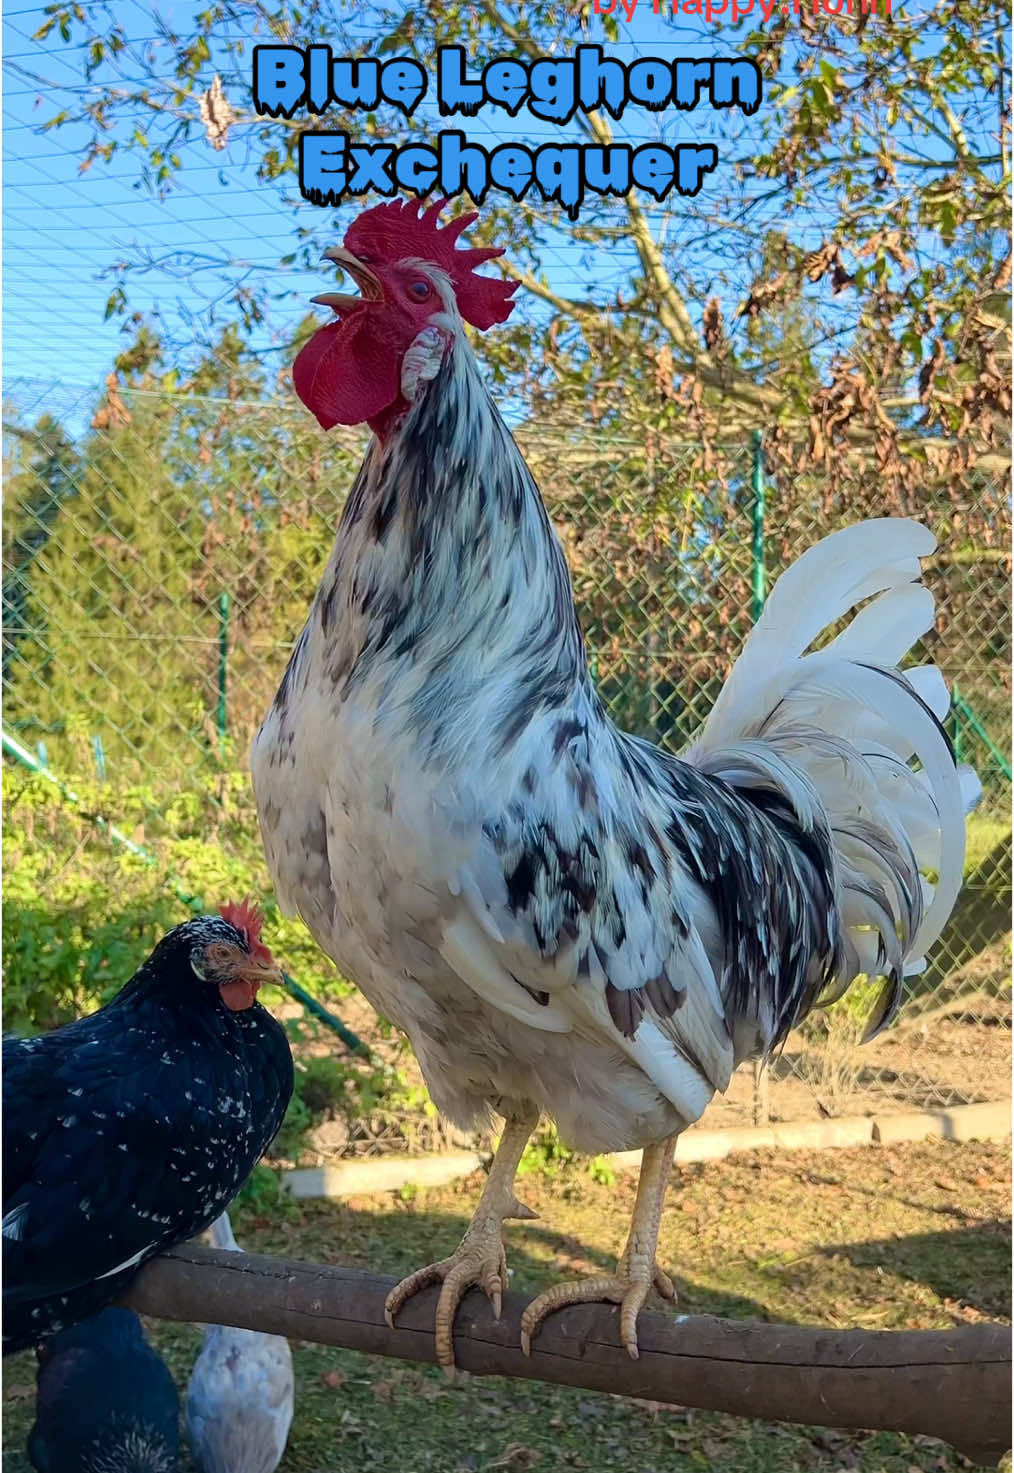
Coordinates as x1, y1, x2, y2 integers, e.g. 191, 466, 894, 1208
409, 281, 431, 300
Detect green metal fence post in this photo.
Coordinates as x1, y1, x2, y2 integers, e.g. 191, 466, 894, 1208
952, 684, 1013, 782
217, 591, 230, 754
751, 429, 766, 623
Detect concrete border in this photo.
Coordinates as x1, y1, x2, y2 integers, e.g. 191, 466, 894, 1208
281, 1099, 1011, 1200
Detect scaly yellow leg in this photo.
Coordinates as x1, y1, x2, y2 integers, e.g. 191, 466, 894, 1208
384, 1108, 539, 1371
520, 1135, 678, 1359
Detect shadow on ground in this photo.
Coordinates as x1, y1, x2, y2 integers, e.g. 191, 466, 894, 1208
3, 1139, 1010, 1472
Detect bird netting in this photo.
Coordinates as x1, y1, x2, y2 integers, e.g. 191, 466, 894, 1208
4, 373, 1010, 1142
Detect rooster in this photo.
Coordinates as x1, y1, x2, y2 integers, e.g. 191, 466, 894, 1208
253, 199, 979, 1368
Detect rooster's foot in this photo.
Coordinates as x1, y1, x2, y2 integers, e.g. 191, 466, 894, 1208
521, 1135, 678, 1360
520, 1256, 677, 1360
384, 1192, 536, 1373
384, 1109, 539, 1373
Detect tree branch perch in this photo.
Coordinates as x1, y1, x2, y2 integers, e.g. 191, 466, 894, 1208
123, 1246, 1011, 1467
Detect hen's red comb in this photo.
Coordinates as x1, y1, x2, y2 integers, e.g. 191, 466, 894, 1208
344, 198, 518, 331
219, 898, 273, 963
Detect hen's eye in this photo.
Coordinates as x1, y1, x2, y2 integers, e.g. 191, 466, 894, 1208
409, 280, 431, 300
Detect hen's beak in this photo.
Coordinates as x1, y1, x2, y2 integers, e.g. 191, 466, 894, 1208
216, 943, 284, 1013
312, 246, 384, 315
232, 952, 284, 989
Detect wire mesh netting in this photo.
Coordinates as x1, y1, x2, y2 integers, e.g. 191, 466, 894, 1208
3, 373, 1011, 1145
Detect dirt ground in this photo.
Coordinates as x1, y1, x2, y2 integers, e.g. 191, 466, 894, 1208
291, 980, 1011, 1161
707, 1002, 1012, 1131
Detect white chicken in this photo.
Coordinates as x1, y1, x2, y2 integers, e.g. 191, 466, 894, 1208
184, 1212, 294, 1472
253, 198, 980, 1368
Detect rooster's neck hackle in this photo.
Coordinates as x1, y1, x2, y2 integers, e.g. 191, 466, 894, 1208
301, 328, 587, 759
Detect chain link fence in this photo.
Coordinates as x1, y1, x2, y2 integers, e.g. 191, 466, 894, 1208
3, 373, 1011, 1147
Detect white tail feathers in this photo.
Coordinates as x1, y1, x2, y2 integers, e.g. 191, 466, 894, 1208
206, 1211, 241, 1253
691, 519, 980, 1036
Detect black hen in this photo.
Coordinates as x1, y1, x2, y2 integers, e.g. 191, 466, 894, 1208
28, 1307, 180, 1473
3, 904, 294, 1353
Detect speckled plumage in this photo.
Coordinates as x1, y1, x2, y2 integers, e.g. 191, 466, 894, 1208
3, 918, 294, 1354
253, 268, 978, 1160
26, 1308, 179, 1473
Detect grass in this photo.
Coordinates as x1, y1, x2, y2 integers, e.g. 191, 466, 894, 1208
964, 815, 1010, 875
3, 1136, 1010, 1472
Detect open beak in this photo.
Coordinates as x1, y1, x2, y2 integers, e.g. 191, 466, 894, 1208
312, 246, 384, 315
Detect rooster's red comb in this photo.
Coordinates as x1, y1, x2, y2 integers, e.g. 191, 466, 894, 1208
343, 198, 518, 332
219, 898, 272, 962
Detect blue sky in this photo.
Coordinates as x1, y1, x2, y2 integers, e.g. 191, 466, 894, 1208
1, 1, 781, 401
2, 0, 979, 429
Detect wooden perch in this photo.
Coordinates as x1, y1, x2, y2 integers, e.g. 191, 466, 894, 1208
123, 1245, 1011, 1465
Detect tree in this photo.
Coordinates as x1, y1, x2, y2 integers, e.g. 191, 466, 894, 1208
3, 321, 367, 781
24, 0, 1011, 499
2, 414, 82, 687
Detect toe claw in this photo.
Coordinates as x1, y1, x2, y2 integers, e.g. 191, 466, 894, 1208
507, 1195, 539, 1221
653, 1263, 678, 1303
387, 1226, 515, 1371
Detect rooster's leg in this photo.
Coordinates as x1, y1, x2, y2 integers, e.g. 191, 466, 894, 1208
384, 1108, 538, 1371
520, 1135, 677, 1360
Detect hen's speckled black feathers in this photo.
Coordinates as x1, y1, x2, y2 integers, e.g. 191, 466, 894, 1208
3, 917, 294, 1354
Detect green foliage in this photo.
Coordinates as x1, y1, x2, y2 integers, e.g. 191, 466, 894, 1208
272, 1087, 313, 1162
518, 1122, 616, 1186
2, 769, 182, 1031
587, 1155, 616, 1188
2, 414, 82, 688
298, 1053, 353, 1117
1, 764, 341, 1030
4, 326, 364, 787
518, 1121, 576, 1178
2, 762, 429, 1160
234, 1162, 293, 1215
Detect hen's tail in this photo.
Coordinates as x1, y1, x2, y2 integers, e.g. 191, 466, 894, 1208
687, 519, 981, 1038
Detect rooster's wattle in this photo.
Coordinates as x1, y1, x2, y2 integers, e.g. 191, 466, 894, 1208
252, 199, 979, 1367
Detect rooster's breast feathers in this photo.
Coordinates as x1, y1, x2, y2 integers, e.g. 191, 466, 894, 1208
311, 679, 840, 1131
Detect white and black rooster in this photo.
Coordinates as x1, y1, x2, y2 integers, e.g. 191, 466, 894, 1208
253, 199, 979, 1368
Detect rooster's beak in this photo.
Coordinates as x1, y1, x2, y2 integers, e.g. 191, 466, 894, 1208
312, 246, 384, 314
